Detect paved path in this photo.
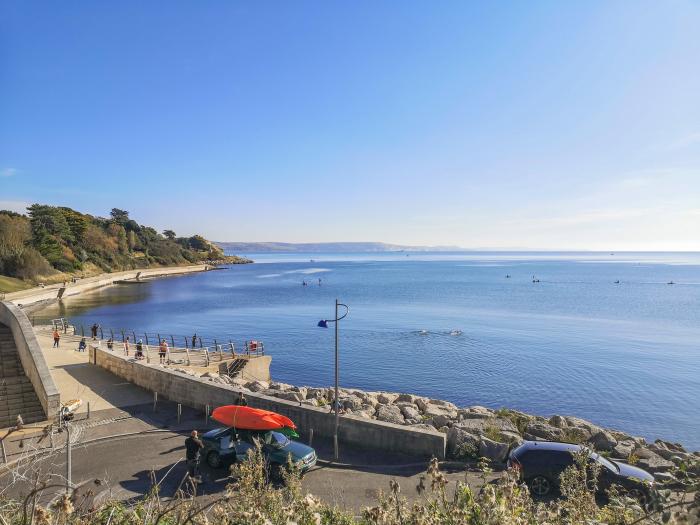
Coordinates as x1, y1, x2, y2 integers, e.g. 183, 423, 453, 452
0, 405, 490, 513
34, 329, 153, 415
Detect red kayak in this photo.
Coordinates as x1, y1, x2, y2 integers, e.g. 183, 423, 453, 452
211, 405, 297, 431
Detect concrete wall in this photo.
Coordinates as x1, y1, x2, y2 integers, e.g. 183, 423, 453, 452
0, 302, 61, 419
91, 345, 445, 459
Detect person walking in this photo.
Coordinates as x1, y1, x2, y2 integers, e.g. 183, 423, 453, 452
124, 336, 130, 356
185, 430, 204, 481
159, 339, 168, 364
91, 323, 99, 340
53, 329, 60, 348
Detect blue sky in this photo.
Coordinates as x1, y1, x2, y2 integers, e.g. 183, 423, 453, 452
2, 1, 699, 249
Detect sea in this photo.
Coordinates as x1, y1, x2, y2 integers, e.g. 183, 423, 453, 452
33, 251, 700, 449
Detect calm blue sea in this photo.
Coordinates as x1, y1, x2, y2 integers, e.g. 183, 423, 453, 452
36, 252, 700, 449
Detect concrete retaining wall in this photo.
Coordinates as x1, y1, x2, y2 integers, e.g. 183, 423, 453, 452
90, 346, 446, 459
0, 302, 60, 419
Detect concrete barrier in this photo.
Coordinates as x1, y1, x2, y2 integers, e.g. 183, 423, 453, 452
90, 345, 446, 459
0, 302, 60, 420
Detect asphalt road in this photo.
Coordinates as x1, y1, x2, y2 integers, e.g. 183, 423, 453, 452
1, 431, 494, 513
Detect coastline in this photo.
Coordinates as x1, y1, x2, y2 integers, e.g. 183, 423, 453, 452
3, 264, 212, 312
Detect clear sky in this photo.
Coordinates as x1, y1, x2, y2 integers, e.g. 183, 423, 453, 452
2, 2, 699, 250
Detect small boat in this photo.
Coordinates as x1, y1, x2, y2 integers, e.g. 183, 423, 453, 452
614, 280, 620, 284
506, 274, 511, 278
211, 405, 297, 433
667, 281, 675, 285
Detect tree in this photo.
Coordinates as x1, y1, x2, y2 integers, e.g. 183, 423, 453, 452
163, 229, 176, 240
110, 208, 130, 224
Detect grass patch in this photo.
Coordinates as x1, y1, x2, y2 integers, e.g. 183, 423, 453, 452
0, 275, 31, 293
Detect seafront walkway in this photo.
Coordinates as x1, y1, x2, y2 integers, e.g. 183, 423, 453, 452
2, 264, 208, 307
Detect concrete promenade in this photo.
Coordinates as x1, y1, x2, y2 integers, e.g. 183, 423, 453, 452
4, 264, 208, 308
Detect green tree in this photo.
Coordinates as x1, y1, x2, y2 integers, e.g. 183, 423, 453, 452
163, 229, 176, 240
109, 208, 129, 224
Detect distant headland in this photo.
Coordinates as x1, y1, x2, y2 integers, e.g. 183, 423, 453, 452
216, 241, 465, 253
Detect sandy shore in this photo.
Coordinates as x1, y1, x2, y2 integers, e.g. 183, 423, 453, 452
3, 264, 209, 309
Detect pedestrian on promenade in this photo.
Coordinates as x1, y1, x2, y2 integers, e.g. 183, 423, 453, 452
159, 339, 168, 364
91, 323, 99, 340
107, 337, 114, 350
78, 337, 87, 352
135, 339, 144, 360
53, 329, 60, 348
185, 430, 204, 481
235, 391, 248, 406
192, 333, 197, 348
124, 336, 130, 356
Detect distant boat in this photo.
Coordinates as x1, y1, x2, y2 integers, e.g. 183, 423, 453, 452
310, 259, 315, 263
506, 274, 511, 278
667, 281, 675, 285
614, 280, 620, 284
532, 275, 540, 283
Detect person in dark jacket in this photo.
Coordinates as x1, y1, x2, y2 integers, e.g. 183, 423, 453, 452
235, 392, 248, 406
185, 430, 204, 480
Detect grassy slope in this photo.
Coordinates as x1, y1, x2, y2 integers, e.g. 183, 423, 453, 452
0, 275, 32, 293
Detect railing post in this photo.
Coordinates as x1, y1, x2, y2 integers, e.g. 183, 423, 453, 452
186, 348, 191, 366
132, 331, 137, 344
87, 401, 91, 419
177, 403, 182, 424
145, 345, 150, 363
99, 327, 103, 339
204, 349, 210, 367
198, 337, 203, 348
121, 330, 125, 342
110, 329, 114, 340
145, 333, 149, 345
80, 325, 85, 337
153, 392, 158, 412
184, 337, 188, 349
204, 404, 209, 424
170, 335, 175, 348
229, 341, 235, 358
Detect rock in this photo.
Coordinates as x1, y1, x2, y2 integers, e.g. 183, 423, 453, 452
457, 409, 492, 420
396, 393, 417, 403
413, 423, 439, 432
562, 416, 603, 439
454, 417, 518, 436
636, 452, 675, 473
430, 414, 455, 429
654, 439, 686, 453
377, 392, 399, 405
479, 437, 510, 463
342, 396, 364, 411
274, 391, 304, 403
201, 372, 220, 379
400, 405, 421, 420
306, 387, 326, 400
549, 415, 567, 428
612, 441, 636, 459
269, 382, 292, 391
350, 408, 374, 419
523, 422, 564, 441
375, 404, 405, 425
447, 427, 480, 456
649, 441, 690, 461
244, 380, 268, 393
428, 399, 458, 410
423, 404, 458, 422
301, 399, 319, 407
415, 398, 430, 412
589, 430, 618, 452
290, 386, 308, 399
653, 471, 676, 483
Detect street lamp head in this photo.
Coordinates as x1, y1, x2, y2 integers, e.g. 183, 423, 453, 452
317, 320, 329, 328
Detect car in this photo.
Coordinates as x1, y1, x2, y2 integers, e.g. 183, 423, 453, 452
507, 441, 655, 502
200, 427, 317, 476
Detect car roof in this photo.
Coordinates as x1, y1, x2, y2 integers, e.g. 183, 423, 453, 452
516, 441, 583, 453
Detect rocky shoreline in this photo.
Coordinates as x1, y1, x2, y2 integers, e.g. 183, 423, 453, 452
170, 367, 699, 484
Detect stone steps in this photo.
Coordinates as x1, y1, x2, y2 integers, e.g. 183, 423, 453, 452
0, 322, 46, 427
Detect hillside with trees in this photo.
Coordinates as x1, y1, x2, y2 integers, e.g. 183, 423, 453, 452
0, 205, 249, 287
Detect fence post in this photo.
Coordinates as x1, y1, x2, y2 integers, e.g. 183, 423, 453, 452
99, 327, 103, 339
198, 337, 203, 348
229, 341, 235, 358
177, 403, 182, 424
110, 329, 114, 340
80, 325, 85, 337
308, 428, 314, 447
145, 333, 149, 345
132, 331, 137, 344
184, 337, 188, 349
186, 348, 191, 366
121, 330, 125, 342
87, 401, 91, 419
153, 392, 158, 412
170, 335, 175, 348
204, 349, 210, 367
145, 345, 150, 363
204, 404, 209, 424
0, 440, 6, 463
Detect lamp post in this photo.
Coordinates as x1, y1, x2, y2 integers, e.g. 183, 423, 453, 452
317, 298, 349, 460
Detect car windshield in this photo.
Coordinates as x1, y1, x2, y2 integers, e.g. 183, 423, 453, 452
267, 431, 290, 448
591, 452, 618, 472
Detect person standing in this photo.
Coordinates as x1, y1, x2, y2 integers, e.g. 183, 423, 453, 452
53, 329, 60, 348
185, 430, 204, 481
159, 339, 168, 364
91, 323, 99, 340
192, 333, 197, 348
235, 391, 248, 406
124, 336, 130, 356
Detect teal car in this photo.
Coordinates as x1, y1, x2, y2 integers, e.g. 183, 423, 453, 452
201, 427, 317, 475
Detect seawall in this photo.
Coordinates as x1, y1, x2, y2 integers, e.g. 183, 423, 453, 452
89, 345, 447, 459
4, 265, 209, 309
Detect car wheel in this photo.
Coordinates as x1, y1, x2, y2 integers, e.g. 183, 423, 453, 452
207, 451, 222, 469
528, 475, 552, 497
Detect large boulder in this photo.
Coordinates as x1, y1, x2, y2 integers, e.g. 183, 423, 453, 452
396, 393, 418, 404
306, 387, 327, 400
376, 404, 405, 425
274, 391, 304, 403
430, 414, 453, 429
447, 427, 480, 456
479, 437, 510, 463
612, 440, 636, 459
268, 381, 293, 391
377, 392, 399, 405
342, 395, 365, 411
523, 422, 564, 441
245, 380, 269, 393
588, 430, 618, 452
636, 451, 675, 474
400, 404, 421, 420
